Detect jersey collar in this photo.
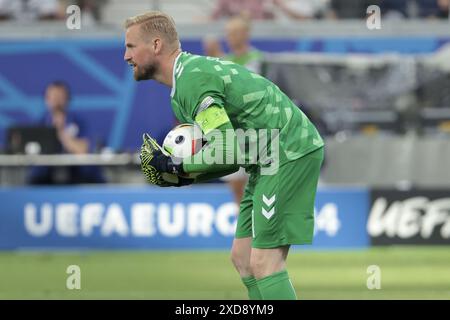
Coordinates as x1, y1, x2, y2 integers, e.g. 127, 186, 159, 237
170, 51, 184, 98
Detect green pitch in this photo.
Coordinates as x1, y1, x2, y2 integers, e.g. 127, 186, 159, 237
0, 246, 449, 300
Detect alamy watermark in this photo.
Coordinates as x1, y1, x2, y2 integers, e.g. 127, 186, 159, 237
180, 128, 280, 176
366, 5, 382, 30
366, 265, 381, 290
66, 265, 81, 290
66, 5, 81, 30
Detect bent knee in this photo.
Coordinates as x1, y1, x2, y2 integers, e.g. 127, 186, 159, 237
250, 252, 286, 279
231, 246, 251, 275
249, 255, 266, 278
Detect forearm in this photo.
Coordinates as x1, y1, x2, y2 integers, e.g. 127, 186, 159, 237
193, 166, 240, 183
276, 2, 308, 20
59, 131, 89, 154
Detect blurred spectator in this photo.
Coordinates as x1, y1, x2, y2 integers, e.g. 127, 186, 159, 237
436, 0, 450, 18
28, 81, 105, 185
326, 0, 390, 19
418, 0, 449, 18
0, 0, 64, 21
224, 15, 263, 73
76, 0, 107, 22
210, 0, 275, 21
326, 0, 412, 19
417, 0, 438, 17
272, 0, 329, 20
60, 0, 108, 25
202, 35, 225, 58
325, 0, 369, 19
382, 0, 409, 19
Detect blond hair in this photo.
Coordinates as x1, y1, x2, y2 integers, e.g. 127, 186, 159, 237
125, 11, 179, 47
226, 14, 251, 32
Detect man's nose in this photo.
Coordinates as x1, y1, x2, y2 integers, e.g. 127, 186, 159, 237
124, 51, 130, 61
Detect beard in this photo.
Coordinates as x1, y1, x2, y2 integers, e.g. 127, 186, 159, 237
134, 62, 157, 81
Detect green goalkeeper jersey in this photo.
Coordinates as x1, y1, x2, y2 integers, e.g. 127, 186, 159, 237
170, 51, 324, 173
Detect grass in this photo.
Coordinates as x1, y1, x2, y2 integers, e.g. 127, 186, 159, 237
0, 246, 449, 300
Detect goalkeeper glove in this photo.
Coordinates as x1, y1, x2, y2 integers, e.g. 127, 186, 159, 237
140, 133, 193, 187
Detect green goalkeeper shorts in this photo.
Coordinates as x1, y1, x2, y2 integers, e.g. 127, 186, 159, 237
235, 147, 324, 248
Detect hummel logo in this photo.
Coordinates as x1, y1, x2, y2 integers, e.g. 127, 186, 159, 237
262, 194, 276, 219
262, 207, 275, 219
263, 194, 275, 207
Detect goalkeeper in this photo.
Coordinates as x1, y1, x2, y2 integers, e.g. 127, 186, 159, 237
124, 11, 324, 300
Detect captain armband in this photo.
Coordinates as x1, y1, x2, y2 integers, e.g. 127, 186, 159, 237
194, 105, 231, 135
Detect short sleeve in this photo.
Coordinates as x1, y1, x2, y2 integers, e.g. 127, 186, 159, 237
67, 113, 86, 139
177, 72, 226, 120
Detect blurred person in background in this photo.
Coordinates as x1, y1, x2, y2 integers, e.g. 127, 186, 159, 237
326, 0, 373, 19
75, 0, 108, 22
326, 0, 409, 19
418, 0, 450, 18
272, 0, 330, 20
435, 0, 450, 18
224, 15, 263, 73
58, 0, 109, 26
220, 15, 264, 205
28, 81, 105, 185
0, 0, 64, 21
202, 35, 225, 58
210, 0, 275, 21
382, 0, 409, 19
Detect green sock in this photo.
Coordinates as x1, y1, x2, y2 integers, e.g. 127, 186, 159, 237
241, 276, 262, 300
256, 270, 297, 300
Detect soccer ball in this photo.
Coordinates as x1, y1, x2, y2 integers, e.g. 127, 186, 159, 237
161, 123, 203, 181
163, 123, 203, 159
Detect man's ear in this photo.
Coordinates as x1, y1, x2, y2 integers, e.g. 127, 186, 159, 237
153, 38, 162, 54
